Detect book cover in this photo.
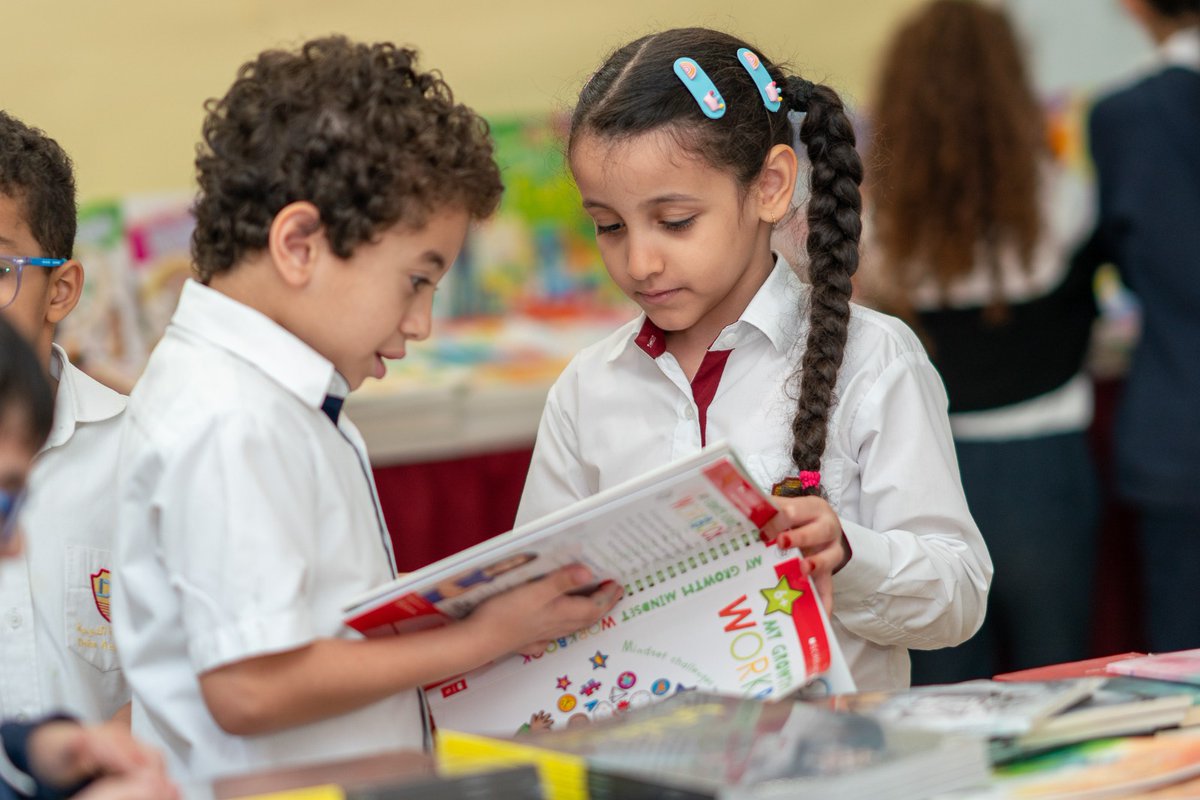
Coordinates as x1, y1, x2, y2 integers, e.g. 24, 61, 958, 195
343, 443, 779, 636
436, 693, 991, 800
425, 545, 853, 737
1106, 650, 1200, 687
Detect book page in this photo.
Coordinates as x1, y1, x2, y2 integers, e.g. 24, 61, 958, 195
425, 545, 854, 738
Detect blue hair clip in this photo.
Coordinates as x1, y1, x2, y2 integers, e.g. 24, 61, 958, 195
737, 48, 782, 112
673, 57, 726, 119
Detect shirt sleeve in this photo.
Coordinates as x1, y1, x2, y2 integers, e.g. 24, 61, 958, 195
154, 413, 321, 674
514, 365, 594, 527
832, 350, 993, 650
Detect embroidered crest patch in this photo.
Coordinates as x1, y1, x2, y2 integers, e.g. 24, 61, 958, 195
91, 568, 112, 622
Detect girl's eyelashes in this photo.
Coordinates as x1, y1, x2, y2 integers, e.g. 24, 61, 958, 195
594, 217, 695, 235
410, 275, 434, 291
662, 217, 696, 232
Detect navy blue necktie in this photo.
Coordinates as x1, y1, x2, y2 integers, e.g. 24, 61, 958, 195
321, 395, 344, 425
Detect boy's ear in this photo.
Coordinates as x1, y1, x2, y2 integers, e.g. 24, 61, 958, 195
45, 260, 84, 325
757, 144, 799, 224
268, 201, 326, 288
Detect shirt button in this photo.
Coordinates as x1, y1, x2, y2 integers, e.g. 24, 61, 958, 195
8, 610, 21, 628
684, 406, 697, 421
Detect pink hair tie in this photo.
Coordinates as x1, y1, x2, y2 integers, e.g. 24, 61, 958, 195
771, 471, 822, 496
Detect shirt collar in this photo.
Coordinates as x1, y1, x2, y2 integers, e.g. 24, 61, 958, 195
42, 344, 127, 452
169, 279, 341, 411
605, 254, 804, 363
1161, 26, 1200, 70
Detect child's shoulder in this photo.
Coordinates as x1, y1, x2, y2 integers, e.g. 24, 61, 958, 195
128, 333, 301, 448
847, 302, 924, 353
841, 302, 930, 377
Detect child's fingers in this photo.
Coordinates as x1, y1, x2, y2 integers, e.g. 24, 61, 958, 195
767, 495, 828, 528
586, 580, 623, 612
517, 640, 550, 657
80, 726, 154, 775
535, 564, 596, 599
75, 769, 180, 800
776, 519, 841, 552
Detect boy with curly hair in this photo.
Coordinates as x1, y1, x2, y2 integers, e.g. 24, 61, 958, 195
113, 36, 621, 782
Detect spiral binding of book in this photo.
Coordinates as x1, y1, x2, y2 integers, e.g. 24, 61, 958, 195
621, 531, 759, 597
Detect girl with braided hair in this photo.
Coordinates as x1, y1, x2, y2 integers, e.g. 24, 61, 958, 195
516, 27, 991, 692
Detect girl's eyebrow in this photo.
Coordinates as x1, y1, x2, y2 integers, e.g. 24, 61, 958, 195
643, 193, 701, 207
582, 194, 702, 211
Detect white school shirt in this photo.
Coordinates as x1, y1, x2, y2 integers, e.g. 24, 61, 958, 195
113, 280, 422, 783
516, 257, 993, 692
0, 345, 129, 721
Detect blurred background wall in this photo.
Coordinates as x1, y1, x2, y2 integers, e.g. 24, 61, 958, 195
7, 0, 932, 201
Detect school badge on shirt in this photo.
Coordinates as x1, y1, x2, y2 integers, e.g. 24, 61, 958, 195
91, 568, 112, 622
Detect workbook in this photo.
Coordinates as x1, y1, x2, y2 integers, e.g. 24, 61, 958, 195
342, 442, 854, 736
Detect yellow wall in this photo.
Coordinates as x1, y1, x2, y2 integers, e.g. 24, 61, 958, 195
8, 0, 924, 200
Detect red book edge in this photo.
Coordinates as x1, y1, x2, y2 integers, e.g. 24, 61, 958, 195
703, 460, 778, 531
345, 591, 451, 636
993, 652, 1147, 682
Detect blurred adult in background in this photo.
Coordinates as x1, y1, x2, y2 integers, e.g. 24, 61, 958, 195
859, 0, 1100, 683
1087, 0, 1200, 653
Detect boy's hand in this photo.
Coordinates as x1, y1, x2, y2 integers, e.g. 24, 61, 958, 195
27, 720, 177, 798
468, 565, 622, 657
763, 496, 850, 611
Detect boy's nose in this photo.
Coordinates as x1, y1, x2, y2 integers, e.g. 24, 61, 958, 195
399, 303, 433, 342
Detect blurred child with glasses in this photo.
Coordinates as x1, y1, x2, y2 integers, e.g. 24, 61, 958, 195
0, 316, 175, 800
0, 111, 131, 724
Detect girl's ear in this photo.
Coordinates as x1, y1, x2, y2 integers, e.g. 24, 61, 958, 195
757, 144, 799, 224
268, 202, 326, 288
45, 261, 84, 326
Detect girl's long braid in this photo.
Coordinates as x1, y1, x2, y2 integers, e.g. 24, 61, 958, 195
779, 79, 863, 497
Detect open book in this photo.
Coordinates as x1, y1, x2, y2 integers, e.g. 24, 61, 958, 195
343, 443, 854, 737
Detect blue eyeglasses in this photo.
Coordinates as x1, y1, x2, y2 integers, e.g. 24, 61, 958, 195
0, 256, 68, 310
0, 487, 26, 548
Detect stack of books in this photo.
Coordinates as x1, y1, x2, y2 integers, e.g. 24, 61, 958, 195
437, 692, 992, 800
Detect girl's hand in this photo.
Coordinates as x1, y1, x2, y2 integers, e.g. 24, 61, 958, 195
467, 565, 623, 657
763, 496, 850, 611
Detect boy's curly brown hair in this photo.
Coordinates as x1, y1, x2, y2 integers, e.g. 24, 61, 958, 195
191, 36, 503, 282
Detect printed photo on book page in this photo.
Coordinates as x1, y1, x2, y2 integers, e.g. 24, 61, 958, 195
344, 443, 779, 636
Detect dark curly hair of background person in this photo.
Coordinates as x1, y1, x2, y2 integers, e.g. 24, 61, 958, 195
191, 36, 503, 281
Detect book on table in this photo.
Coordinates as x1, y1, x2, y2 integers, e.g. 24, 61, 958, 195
993, 652, 1147, 682
436, 691, 992, 800
837, 679, 1104, 740
342, 442, 855, 737
1105, 649, 1200, 687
